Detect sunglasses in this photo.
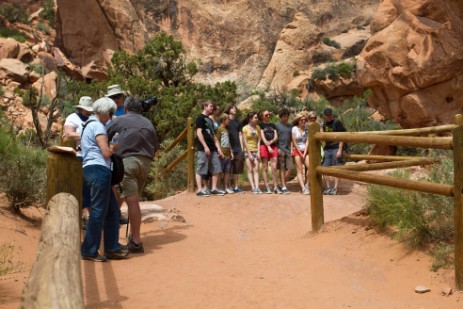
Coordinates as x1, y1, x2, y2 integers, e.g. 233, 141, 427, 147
264, 114, 271, 117
310, 117, 317, 120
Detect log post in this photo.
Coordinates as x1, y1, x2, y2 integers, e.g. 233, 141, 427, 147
46, 151, 82, 208
187, 117, 195, 192
21, 193, 83, 308
453, 114, 463, 290
308, 122, 324, 232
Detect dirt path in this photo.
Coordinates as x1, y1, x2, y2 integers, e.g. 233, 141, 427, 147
1, 181, 462, 308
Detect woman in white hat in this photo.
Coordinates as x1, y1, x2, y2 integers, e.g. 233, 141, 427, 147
106, 84, 126, 116
291, 112, 310, 195
63, 96, 94, 227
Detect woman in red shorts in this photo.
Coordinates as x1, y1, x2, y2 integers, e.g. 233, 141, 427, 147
291, 112, 310, 195
259, 110, 279, 194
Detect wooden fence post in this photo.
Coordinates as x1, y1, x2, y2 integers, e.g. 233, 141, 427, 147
46, 151, 82, 208
187, 117, 195, 192
453, 114, 463, 290
308, 122, 324, 232
21, 193, 83, 308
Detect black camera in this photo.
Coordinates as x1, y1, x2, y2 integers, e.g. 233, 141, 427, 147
141, 96, 158, 114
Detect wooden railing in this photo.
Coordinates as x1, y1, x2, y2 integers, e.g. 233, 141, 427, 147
157, 117, 195, 192
20, 193, 83, 308
308, 115, 463, 290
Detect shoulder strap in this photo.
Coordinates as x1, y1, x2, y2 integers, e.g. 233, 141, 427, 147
80, 119, 96, 138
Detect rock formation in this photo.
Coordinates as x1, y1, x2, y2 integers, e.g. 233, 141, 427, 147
357, 0, 463, 128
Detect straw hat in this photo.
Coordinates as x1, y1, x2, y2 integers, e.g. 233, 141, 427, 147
75, 96, 93, 112
105, 84, 125, 97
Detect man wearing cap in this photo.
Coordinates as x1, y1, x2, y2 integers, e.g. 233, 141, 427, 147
322, 108, 346, 195
106, 84, 126, 116
107, 96, 158, 254
63, 96, 94, 227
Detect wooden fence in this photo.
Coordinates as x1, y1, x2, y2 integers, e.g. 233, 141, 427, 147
21, 193, 83, 309
308, 114, 463, 290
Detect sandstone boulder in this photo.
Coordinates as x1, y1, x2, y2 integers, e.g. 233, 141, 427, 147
0, 38, 20, 59
52, 47, 84, 81
357, 0, 463, 128
0, 58, 30, 83
32, 71, 58, 102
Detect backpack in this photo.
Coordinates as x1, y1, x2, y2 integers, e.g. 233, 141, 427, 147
81, 119, 125, 185
110, 153, 124, 185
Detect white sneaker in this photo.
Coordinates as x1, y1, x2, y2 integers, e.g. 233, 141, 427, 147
226, 188, 235, 194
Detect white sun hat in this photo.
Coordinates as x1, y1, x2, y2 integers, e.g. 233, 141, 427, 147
75, 96, 94, 112
105, 84, 125, 97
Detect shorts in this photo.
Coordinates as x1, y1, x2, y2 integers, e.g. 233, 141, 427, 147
196, 151, 222, 176
322, 148, 344, 166
245, 151, 258, 159
293, 149, 305, 157
221, 157, 232, 174
119, 156, 152, 198
231, 151, 245, 174
277, 149, 294, 170
260, 144, 278, 159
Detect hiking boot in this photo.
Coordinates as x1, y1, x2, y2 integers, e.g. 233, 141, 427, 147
128, 241, 144, 254
196, 189, 210, 197
264, 186, 272, 194
226, 188, 235, 194
274, 186, 282, 194
281, 187, 290, 194
105, 248, 129, 260
210, 189, 225, 196
82, 253, 107, 262
329, 188, 337, 195
323, 188, 332, 195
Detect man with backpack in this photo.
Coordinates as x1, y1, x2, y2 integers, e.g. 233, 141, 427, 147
322, 108, 346, 195
107, 96, 158, 254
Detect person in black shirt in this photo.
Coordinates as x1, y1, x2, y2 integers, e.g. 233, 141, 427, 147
322, 108, 346, 195
224, 104, 245, 193
259, 110, 279, 194
195, 100, 225, 197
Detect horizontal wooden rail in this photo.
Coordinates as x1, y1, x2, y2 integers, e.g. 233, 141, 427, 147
353, 124, 455, 136
343, 154, 427, 162
315, 132, 453, 150
21, 193, 83, 309
336, 158, 436, 172
164, 127, 187, 153
158, 149, 188, 177
316, 166, 453, 197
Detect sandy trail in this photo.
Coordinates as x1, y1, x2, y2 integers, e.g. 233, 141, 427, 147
1, 181, 461, 308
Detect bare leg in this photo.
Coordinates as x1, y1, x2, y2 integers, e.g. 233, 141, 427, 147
261, 157, 269, 187
252, 160, 260, 189
270, 157, 278, 188
125, 194, 142, 244
294, 156, 305, 191
245, 158, 256, 189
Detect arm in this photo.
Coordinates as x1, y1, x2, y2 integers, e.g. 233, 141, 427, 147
96, 134, 113, 159
292, 130, 303, 157
256, 128, 261, 160
197, 128, 210, 155
63, 125, 80, 141
242, 127, 253, 162
214, 134, 224, 158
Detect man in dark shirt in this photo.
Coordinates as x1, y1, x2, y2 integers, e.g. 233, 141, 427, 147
107, 96, 158, 253
322, 108, 346, 195
275, 108, 293, 194
224, 104, 244, 193
195, 100, 224, 196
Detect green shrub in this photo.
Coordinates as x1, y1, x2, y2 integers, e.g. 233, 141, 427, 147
36, 22, 50, 35
0, 27, 27, 42
39, 0, 55, 26
430, 243, 454, 271
0, 3, 29, 24
311, 68, 327, 81
322, 37, 341, 49
310, 61, 355, 83
0, 243, 23, 275
144, 139, 188, 200
293, 70, 300, 77
367, 152, 454, 263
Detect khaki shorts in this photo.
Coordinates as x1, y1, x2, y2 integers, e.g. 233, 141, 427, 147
119, 156, 152, 198
277, 149, 294, 171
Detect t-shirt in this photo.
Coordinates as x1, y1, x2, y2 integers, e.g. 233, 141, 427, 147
242, 125, 261, 152
216, 126, 231, 158
275, 121, 292, 154
323, 119, 346, 150
114, 105, 126, 116
195, 113, 217, 152
259, 122, 277, 146
81, 116, 111, 169
227, 118, 243, 152
64, 112, 85, 157
292, 126, 308, 151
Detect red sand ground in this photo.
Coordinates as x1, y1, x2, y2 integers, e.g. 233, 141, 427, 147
0, 181, 462, 308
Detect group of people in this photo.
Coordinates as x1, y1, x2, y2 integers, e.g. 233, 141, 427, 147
63, 85, 158, 262
194, 102, 346, 197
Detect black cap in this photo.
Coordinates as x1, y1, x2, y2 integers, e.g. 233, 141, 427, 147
323, 108, 333, 115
